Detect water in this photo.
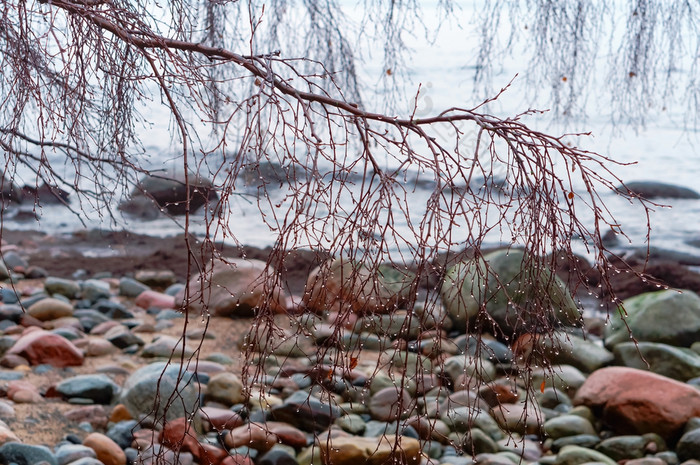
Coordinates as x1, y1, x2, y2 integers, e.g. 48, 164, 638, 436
3, 1, 699, 261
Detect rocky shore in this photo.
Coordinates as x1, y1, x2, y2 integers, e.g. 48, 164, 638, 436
0, 229, 700, 465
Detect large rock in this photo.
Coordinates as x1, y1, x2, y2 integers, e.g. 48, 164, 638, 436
303, 258, 412, 314
621, 181, 700, 199
119, 362, 200, 424
441, 249, 581, 335
605, 289, 700, 348
177, 258, 286, 316
614, 341, 700, 381
318, 435, 421, 465
7, 329, 84, 367
574, 366, 700, 440
119, 171, 218, 217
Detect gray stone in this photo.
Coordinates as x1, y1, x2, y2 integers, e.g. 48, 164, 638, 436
0, 443, 57, 465
533, 331, 614, 373
595, 435, 647, 461
550, 434, 601, 452
44, 277, 81, 299
605, 289, 700, 348
205, 372, 245, 406
119, 277, 150, 297
677, 428, 700, 462
544, 415, 597, 439
120, 362, 200, 424
54, 444, 97, 465
81, 279, 111, 303
621, 181, 700, 199
141, 335, 194, 358
441, 249, 581, 336
104, 325, 145, 349
56, 374, 120, 404
106, 420, 139, 449
441, 407, 504, 440
269, 390, 341, 432
441, 354, 497, 386
614, 342, 700, 381
459, 427, 499, 455
335, 413, 366, 435
553, 445, 616, 465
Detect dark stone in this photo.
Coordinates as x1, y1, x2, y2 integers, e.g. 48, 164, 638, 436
257, 447, 299, 465
620, 181, 700, 199
119, 171, 218, 217
0, 304, 23, 322
0, 442, 58, 465
269, 390, 341, 432
55, 374, 121, 404
106, 420, 139, 449
21, 183, 70, 204
677, 428, 700, 462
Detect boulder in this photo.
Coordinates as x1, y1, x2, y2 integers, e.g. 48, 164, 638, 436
119, 171, 218, 217
177, 258, 286, 316
303, 258, 412, 314
620, 181, 700, 199
441, 249, 581, 336
574, 366, 700, 440
614, 342, 700, 381
55, 374, 121, 404
119, 362, 200, 424
605, 289, 700, 348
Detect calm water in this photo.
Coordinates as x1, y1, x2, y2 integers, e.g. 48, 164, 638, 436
4, 1, 699, 261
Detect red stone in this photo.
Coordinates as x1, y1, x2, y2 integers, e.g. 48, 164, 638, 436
160, 417, 227, 465
574, 366, 700, 440
200, 406, 244, 432
265, 421, 308, 448
7, 329, 84, 367
135, 290, 176, 310
65, 405, 109, 429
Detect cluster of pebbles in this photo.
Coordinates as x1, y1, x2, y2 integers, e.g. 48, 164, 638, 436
0, 242, 699, 465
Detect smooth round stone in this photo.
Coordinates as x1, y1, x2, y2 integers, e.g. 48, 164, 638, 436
81, 279, 112, 303
206, 352, 234, 365
120, 362, 199, 424
369, 387, 412, 421
141, 335, 195, 358
0, 442, 58, 465
27, 297, 74, 321
45, 277, 81, 299
104, 325, 144, 349
205, 372, 245, 406
497, 437, 542, 461
335, 413, 366, 435
544, 415, 597, 439
459, 428, 499, 455
441, 354, 497, 385
106, 420, 139, 449
340, 331, 383, 351
594, 435, 649, 461
538, 387, 573, 409
155, 309, 184, 320
490, 402, 541, 436
0, 304, 23, 322
56, 374, 120, 404
441, 407, 504, 440
553, 445, 617, 465
551, 434, 601, 452
269, 390, 341, 432
54, 443, 97, 465
118, 277, 150, 298
530, 364, 587, 396
67, 458, 106, 465
677, 427, 700, 462
0, 289, 20, 304
74, 309, 111, 332
614, 341, 700, 382
257, 445, 297, 465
